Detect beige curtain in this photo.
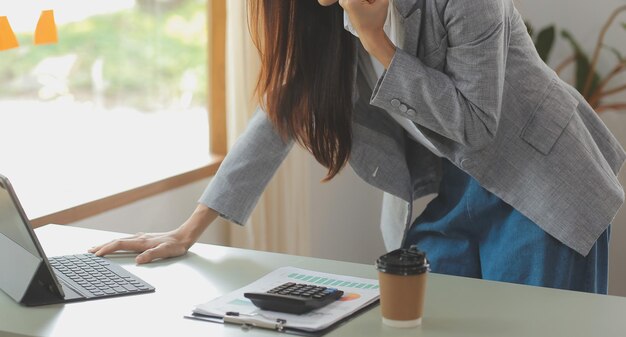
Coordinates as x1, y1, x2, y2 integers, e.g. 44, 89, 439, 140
225, 0, 311, 256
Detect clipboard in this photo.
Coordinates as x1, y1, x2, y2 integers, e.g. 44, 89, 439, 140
184, 298, 379, 337
187, 267, 381, 336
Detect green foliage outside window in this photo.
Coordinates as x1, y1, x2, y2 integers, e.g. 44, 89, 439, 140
0, 0, 207, 111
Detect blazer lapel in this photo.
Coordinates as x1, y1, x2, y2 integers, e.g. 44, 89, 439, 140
393, 0, 422, 55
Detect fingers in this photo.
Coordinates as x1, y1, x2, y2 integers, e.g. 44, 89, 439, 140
90, 237, 153, 257
89, 232, 145, 254
340, 0, 383, 9
136, 242, 187, 264
89, 240, 115, 254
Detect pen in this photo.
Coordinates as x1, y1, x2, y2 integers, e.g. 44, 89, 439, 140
223, 312, 286, 331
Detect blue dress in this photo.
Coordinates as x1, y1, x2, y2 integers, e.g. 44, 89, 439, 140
405, 158, 609, 294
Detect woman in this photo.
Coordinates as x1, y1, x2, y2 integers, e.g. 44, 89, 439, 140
91, 0, 625, 293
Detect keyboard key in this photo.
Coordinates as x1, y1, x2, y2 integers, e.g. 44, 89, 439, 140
122, 284, 139, 291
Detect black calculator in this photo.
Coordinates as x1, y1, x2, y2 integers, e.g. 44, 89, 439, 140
244, 282, 344, 314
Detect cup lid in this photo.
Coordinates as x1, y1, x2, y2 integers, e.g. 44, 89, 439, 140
376, 245, 429, 276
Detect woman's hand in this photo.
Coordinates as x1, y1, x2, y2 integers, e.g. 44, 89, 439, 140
339, 0, 395, 67
89, 230, 191, 264
340, 0, 388, 36
88, 205, 218, 264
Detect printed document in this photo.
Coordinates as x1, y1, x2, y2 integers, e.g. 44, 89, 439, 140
192, 266, 380, 332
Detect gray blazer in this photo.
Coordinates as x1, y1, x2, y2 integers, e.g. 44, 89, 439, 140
200, 0, 626, 256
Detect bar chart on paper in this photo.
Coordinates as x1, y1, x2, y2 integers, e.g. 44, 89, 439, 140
286, 272, 380, 290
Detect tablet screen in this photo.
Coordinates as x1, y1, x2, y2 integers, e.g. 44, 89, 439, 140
0, 180, 40, 257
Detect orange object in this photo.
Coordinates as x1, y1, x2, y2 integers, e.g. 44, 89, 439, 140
0, 16, 19, 51
34, 10, 58, 45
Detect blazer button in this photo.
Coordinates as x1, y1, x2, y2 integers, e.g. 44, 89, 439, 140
399, 104, 408, 113
460, 158, 470, 169
407, 109, 416, 117
391, 99, 401, 107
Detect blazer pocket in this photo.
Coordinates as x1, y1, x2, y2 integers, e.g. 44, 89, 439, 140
520, 79, 578, 155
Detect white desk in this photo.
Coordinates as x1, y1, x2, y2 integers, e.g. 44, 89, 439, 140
1, 225, 626, 337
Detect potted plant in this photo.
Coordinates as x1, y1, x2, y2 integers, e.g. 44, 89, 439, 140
527, 5, 626, 113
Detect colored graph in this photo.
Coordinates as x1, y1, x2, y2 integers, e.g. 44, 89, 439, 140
287, 272, 379, 290
339, 293, 361, 302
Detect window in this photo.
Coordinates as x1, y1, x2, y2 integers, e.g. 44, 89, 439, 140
0, 0, 226, 225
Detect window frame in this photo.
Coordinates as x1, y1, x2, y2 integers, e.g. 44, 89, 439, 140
30, 0, 228, 228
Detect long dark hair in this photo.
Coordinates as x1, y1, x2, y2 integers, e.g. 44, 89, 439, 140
248, 0, 356, 181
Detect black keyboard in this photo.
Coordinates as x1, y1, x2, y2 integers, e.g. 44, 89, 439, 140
48, 254, 154, 298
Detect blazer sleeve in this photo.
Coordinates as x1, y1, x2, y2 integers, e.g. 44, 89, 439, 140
198, 107, 293, 225
370, 0, 506, 150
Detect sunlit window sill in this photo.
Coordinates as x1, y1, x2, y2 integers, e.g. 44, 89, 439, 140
24, 154, 224, 228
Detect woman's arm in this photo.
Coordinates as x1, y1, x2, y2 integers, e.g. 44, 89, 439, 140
369, 0, 508, 150
90, 107, 294, 263
198, 107, 294, 225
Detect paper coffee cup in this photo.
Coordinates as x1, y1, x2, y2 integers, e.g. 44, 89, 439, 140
376, 245, 429, 328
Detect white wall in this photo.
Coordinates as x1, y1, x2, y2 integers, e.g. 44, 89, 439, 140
599, 112, 626, 297
307, 160, 386, 264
